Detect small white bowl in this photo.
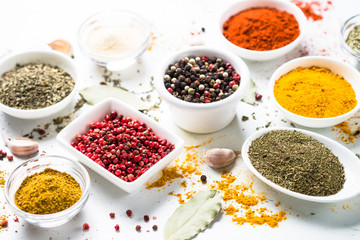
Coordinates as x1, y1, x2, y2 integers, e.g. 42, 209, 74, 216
77, 10, 151, 71
269, 56, 360, 128
155, 46, 250, 133
56, 97, 184, 193
340, 13, 360, 62
4, 155, 90, 227
218, 0, 306, 61
242, 127, 360, 203
0, 50, 78, 119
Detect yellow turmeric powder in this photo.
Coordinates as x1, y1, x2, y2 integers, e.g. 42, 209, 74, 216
212, 171, 287, 228
274, 66, 357, 118
147, 142, 287, 228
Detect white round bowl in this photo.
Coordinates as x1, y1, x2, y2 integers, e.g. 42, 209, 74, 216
219, 0, 306, 61
0, 50, 78, 119
77, 10, 151, 71
242, 127, 360, 203
269, 56, 360, 128
4, 155, 90, 227
156, 46, 250, 133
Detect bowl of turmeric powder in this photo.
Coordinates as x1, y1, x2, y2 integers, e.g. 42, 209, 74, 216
4, 155, 90, 227
269, 56, 360, 128
219, 0, 306, 61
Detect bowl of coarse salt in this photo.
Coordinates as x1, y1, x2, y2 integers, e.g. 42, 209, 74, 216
77, 9, 151, 71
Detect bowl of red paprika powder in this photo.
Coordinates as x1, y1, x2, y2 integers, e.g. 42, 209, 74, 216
219, 0, 306, 61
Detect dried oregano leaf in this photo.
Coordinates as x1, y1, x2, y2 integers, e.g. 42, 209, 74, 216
79, 85, 149, 110
164, 190, 222, 240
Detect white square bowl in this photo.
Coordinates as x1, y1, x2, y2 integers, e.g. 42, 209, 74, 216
56, 97, 184, 193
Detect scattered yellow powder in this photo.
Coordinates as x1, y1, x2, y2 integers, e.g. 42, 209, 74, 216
332, 114, 360, 144
147, 140, 287, 228
275, 202, 281, 207
146, 166, 182, 189
169, 192, 185, 204
147, 32, 158, 51
185, 191, 196, 200
0, 171, 6, 187
211, 171, 287, 228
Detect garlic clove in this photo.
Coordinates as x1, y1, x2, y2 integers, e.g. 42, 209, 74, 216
48, 39, 73, 57
5, 137, 39, 157
204, 148, 238, 169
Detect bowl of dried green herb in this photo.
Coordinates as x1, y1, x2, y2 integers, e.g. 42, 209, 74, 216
242, 127, 360, 203
340, 13, 360, 62
0, 50, 78, 119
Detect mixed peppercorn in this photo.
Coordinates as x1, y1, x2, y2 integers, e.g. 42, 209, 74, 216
163, 56, 241, 103
71, 111, 175, 182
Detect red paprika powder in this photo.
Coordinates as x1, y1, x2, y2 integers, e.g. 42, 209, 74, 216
223, 8, 300, 51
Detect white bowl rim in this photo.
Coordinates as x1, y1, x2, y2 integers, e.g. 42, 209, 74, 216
0, 49, 78, 115
4, 155, 90, 219
56, 97, 185, 192
155, 46, 250, 110
269, 55, 360, 122
77, 9, 151, 59
218, 0, 306, 57
242, 127, 360, 203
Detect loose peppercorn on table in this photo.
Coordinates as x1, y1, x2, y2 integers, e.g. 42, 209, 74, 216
1, 0, 360, 239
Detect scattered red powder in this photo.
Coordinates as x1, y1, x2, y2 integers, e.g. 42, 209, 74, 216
291, 0, 332, 21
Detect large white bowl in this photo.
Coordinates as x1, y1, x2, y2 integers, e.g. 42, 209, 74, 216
242, 127, 360, 203
56, 97, 184, 193
0, 50, 78, 119
218, 0, 306, 61
269, 56, 360, 128
155, 46, 250, 133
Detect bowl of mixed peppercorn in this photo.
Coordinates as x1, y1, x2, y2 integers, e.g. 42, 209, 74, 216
0, 50, 78, 119
156, 46, 250, 133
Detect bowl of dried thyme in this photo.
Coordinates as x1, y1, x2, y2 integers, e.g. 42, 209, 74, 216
0, 50, 78, 119
242, 127, 360, 203
4, 155, 90, 227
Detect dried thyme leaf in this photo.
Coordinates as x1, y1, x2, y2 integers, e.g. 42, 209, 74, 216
79, 85, 149, 110
0, 64, 74, 109
164, 190, 222, 240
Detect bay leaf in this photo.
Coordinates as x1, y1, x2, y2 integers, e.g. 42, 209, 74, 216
79, 85, 149, 110
164, 190, 222, 240
241, 78, 256, 105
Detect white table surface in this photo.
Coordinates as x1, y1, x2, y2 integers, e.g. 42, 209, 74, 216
1, 0, 360, 239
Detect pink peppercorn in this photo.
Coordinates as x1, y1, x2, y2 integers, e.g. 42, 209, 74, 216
1, 220, 8, 227
114, 224, 120, 231
7, 155, 13, 161
136, 225, 141, 231
109, 212, 115, 218
71, 111, 175, 183
83, 223, 90, 230
126, 209, 133, 218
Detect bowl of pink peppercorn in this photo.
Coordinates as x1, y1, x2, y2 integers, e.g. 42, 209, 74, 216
56, 97, 184, 193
